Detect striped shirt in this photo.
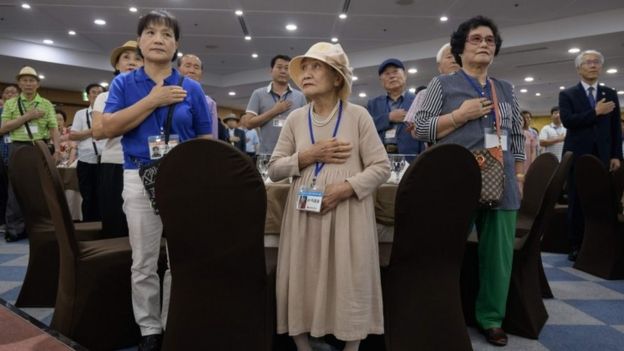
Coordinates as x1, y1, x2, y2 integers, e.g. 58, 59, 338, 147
413, 71, 525, 210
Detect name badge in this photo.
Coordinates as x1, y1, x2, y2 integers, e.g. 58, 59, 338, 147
273, 117, 285, 128
484, 128, 508, 151
148, 134, 180, 160
296, 186, 323, 213
384, 127, 397, 139
3, 135, 11, 144
27, 124, 39, 135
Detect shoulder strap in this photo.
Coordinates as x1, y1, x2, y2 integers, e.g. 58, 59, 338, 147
163, 76, 185, 144
16, 98, 34, 141
488, 79, 502, 138
84, 109, 99, 158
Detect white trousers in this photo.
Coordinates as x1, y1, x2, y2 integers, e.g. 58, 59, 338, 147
122, 170, 171, 336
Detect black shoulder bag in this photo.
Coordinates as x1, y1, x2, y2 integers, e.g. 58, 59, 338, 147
137, 76, 184, 214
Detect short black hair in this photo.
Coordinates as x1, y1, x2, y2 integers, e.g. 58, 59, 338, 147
84, 83, 104, 95
550, 106, 560, 115
2, 84, 19, 94
54, 107, 67, 122
415, 85, 427, 94
450, 15, 503, 67
271, 55, 291, 68
521, 110, 532, 117
137, 9, 180, 61
177, 54, 204, 70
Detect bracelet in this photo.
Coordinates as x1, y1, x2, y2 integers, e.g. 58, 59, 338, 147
516, 173, 525, 180
449, 112, 459, 128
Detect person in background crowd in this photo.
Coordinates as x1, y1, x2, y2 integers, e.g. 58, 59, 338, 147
521, 110, 539, 174
559, 49, 622, 262
0, 66, 60, 242
223, 113, 246, 152
367, 58, 425, 157
414, 16, 524, 346
177, 53, 219, 139
70, 83, 105, 222
0, 84, 19, 235
100, 10, 212, 351
243, 124, 260, 161
539, 106, 566, 161
269, 42, 389, 351
92, 39, 143, 237
55, 108, 76, 167
241, 54, 307, 154
405, 43, 461, 126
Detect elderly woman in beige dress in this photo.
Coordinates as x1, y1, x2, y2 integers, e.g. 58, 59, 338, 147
268, 43, 390, 351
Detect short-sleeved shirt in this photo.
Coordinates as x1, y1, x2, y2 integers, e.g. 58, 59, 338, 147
104, 67, 213, 169
1, 93, 57, 141
245, 83, 307, 154
71, 107, 106, 164
93, 92, 123, 164
244, 128, 259, 153
539, 123, 566, 161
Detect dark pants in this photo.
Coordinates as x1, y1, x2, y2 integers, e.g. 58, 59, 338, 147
77, 161, 101, 222
99, 163, 128, 237
5, 142, 30, 237
0, 162, 8, 227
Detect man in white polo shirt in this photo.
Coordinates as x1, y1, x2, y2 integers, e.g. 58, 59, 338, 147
539, 106, 566, 161
70, 83, 105, 221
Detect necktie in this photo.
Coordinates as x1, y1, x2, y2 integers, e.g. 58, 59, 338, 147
587, 87, 596, 109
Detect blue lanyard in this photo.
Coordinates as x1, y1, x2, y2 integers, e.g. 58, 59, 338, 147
459, 69, 496, 124
307, 100, 343, 186
386, 95, 403, 113
271, 90, 291, 104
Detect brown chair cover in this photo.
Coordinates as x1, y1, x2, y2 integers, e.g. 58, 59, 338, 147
381, 144, 480, 351
155, 139, 274, 351
540, 204, 570, 253
32, 141, 139, 350
574, 155, 624, 279
9, 145, 103, 308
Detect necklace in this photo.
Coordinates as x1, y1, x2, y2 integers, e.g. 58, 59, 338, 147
311, 102, 340, 127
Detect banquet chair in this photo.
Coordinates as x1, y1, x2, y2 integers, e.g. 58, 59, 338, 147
32, 141, 139, 350
155, 139, 274, 351
574, 155, 624, 279
380, 143, 480, 351
9, 144, 104, 307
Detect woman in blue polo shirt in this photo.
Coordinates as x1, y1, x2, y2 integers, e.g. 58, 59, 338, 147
101, 9, 212, 351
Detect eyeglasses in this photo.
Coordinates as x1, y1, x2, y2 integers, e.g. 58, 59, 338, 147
466, 35, 496, 47
581, 59, 602, 66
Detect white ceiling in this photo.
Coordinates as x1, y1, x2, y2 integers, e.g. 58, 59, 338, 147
0, 0, 623, 114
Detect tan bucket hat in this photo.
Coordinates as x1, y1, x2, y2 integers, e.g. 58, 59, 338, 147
222, 113, 240, 122
16, 66, 39, 81
110, 40, 138, 68
289, 42, 353, 101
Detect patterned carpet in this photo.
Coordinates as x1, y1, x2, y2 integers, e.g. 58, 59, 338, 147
0, 239, 622, 350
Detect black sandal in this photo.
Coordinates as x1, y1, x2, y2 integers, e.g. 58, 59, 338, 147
482, 327, 508, 347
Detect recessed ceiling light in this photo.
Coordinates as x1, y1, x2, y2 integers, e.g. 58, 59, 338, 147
618, 90, 624, 95
331, 37, 339, 43
559, 86, 565, 90
244, 35, 252, 41
520, 89, 528, 93
407, 68, 418, 74
43, 39, 54, 45
339, 13, 347, 20
352, 76, 358, 81
235, 10, 243, 16
524, 76, 534, 82
228, 91, 236, 96
358, 92, 367, 98
100, 82, 109, 88
94, 19, 106, 26
177, 52, 183, 57
606, 68, 618, 74
251, 53, 258, 58
68, 30, 76, 36
568, 48, 581, 54
129, 7, 138, 13
21, 3, 31, 9
535, 92, 541, 96
408, 87, 416, 93
599, 82, 605, 86
440, 16, 448, 22
285, 23, 297, 31
38, 74, 45, 79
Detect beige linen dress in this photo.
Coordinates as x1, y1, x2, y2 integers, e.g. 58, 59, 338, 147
268, 102, 390, 341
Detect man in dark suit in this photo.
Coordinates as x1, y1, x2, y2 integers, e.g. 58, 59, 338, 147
223, 113, 246, 153
559, 49, 622, 261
